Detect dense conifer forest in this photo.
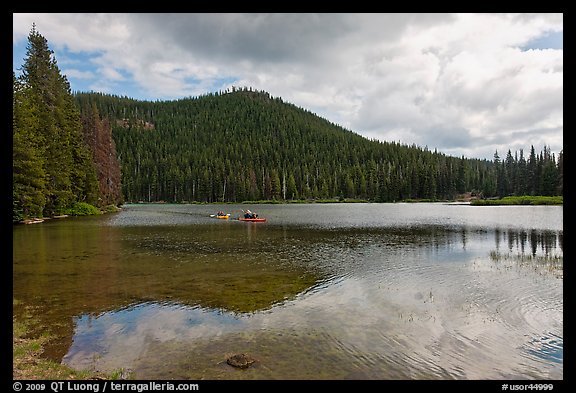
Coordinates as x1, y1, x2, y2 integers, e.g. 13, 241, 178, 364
13, 26, 563, 221
74, 89, 563, 204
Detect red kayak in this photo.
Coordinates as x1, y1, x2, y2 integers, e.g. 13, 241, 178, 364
238, 217, 267, 222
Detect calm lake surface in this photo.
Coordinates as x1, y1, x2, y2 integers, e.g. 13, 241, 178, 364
13, 203, 563, 380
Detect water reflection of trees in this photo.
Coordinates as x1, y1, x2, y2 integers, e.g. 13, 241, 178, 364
359, 226, 562, 259
497, 229, 563, 257
489, 228, 563, 278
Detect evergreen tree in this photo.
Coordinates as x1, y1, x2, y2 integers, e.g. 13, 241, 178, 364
13, 25, 100, 220
528, 146, 538, 195
13, 72, 46, 220
286, 173, 298, 200
540, 147, 558, 196
516, 149, 528, 195
556, 150, 563, 196
269, 169, 281, 200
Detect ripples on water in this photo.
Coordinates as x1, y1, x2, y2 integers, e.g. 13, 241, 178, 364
13, 203, 562, 379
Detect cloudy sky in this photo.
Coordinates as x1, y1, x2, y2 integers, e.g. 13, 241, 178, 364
13, 13, 563, 160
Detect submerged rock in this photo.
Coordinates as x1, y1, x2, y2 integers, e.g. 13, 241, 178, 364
226, 353, 256, 369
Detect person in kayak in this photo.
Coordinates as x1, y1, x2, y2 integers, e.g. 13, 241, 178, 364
244, 209, 258, 219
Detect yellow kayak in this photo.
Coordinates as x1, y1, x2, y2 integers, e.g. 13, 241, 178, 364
211, 213, 230, 219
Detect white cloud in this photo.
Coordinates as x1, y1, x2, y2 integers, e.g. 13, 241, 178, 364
97, 66, 125, 81
13, 13, 563, 160
62, 68, 94, 80
13, 13, 131, 52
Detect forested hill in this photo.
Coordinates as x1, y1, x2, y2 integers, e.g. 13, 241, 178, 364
74, 88, 561, 203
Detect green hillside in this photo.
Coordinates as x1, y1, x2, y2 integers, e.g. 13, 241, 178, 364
75, 88, 506, 203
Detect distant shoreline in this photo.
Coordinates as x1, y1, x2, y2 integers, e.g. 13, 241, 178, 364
15, 196, 563, 225
123, 195, 563, 206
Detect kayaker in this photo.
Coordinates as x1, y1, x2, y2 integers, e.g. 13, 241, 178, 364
244, 209, 257, 219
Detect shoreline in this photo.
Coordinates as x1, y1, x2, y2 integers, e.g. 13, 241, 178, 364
15, 205, 122, 225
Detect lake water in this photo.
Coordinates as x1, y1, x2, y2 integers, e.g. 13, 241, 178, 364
12, 203, 563, 380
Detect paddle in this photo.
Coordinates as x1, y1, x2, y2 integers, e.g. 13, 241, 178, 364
240, 208, 258, 219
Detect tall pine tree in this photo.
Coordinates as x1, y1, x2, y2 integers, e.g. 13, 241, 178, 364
13, 72, 46, 220
13, 25, 99, 220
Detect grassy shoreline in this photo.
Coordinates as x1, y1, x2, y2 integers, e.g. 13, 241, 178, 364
13, 299, 125, 380
14, 204, 122, 225
470, 196, 563, 206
